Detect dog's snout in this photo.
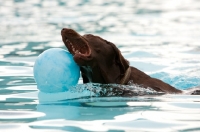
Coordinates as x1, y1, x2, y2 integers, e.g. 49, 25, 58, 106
61, 28, 66, 36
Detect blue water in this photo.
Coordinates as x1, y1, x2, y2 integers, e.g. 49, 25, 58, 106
1, 0, 200, 131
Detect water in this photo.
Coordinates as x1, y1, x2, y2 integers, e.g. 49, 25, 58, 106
0, 0, 200, 131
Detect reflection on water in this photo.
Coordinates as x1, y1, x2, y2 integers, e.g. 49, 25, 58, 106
0, 0, 200, 131
1, 95, 200, 131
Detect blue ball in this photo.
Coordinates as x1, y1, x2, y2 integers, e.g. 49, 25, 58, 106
33, 48, 80, 93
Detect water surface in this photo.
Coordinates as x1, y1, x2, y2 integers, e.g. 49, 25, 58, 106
0, 0, 200, 131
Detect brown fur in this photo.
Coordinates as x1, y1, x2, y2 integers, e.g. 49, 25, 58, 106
61, 28, 182, 94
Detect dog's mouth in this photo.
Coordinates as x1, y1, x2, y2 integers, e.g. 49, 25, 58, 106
61, 28, 91, 57
65, 38, 90, 56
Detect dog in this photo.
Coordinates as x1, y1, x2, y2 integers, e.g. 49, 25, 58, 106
61, 28, 199, 96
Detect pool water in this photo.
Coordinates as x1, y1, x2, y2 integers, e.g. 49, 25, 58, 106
1, 0, 200, 131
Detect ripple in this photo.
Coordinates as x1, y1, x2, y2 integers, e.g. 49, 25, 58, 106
0, 66, 32, 76
0, 110, 45, 119
0, 124, 20, 130
1, 0, 200, 131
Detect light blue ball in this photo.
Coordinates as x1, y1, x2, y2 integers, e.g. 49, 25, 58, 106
33, 48, 80, 93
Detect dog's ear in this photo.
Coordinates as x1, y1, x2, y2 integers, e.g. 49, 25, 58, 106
94, 37, 130, 83
105, 40, 129, 74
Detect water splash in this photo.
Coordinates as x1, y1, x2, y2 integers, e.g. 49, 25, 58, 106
38, 83, 164, 103
70, 82, 164, 97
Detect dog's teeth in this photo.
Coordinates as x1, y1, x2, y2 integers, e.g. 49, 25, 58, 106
79, 52, 81, 54
75, 50, 79, 53
66, 39, 69, 42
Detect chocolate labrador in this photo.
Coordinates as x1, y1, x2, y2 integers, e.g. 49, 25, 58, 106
61, 28, 199, 96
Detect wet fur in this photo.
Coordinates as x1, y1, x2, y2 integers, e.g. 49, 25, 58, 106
61, 28, 185, 95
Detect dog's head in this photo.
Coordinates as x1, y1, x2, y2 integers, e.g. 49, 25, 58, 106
61, 28, 129, 83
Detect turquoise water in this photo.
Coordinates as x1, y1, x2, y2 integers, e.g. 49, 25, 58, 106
1, 0, 200, 131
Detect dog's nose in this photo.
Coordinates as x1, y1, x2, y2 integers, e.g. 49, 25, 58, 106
61, 28, 66, 35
